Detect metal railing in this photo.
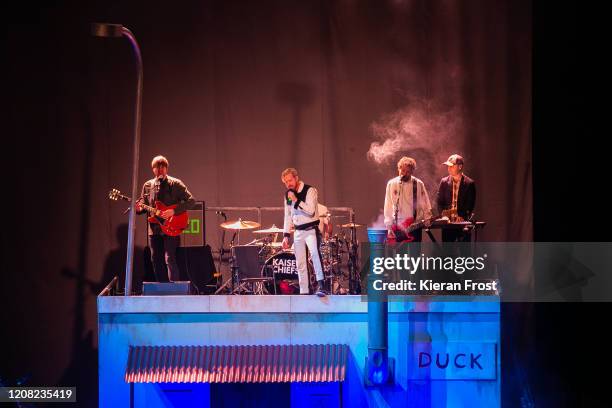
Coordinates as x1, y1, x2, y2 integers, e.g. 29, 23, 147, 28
205, 206, 355, 225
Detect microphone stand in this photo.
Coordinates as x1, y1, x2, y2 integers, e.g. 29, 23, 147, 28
216, 212, 228, 285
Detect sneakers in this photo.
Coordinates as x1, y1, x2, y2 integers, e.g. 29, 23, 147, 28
315, 280, 327, 297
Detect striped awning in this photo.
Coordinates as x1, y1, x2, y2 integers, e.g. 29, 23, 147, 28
125, 344, 348, 383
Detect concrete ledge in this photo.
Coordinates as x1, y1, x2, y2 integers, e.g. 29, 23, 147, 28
209, 294, 291, 313
290, 295, 368, 313
98, 295, 499, 314
97, 295, 211, 314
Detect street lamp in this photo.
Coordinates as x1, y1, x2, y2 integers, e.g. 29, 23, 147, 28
92, 23, 143, 296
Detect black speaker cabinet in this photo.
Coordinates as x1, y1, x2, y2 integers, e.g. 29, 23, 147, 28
232, 245, 262, 279
142, 281, 194, 295
177, 245, 216, 293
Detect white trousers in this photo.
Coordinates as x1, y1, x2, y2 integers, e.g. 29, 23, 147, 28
293, 228, 324, 294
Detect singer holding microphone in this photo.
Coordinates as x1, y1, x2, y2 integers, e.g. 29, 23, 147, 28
136, 155, 196, 282
281, 168, 327, 297
383, 156, 433, 242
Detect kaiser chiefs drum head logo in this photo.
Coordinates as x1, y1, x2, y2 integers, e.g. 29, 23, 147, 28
272, 257, 297, 274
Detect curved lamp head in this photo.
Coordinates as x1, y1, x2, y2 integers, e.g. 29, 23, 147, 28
91, 23, 124, 38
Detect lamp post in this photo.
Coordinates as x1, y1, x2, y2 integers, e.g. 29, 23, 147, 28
365, 228, 394, 386
92, 23, 143, 296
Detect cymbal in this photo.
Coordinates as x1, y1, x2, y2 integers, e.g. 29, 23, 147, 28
253, 225, 285, 234
220, 219, 261, 230
249, 241, 284, 248
319, 213, 347, 218
338, 222, 364, 228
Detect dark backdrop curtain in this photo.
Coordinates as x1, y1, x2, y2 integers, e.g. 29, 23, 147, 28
4, 0, 531, 397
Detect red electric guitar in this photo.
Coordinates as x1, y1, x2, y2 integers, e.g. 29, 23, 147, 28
108, 188, 189, 236
387, 209, 456, 244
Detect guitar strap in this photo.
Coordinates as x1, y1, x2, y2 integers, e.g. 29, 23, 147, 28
149, 180, 157, 205
413, 177, 417, 219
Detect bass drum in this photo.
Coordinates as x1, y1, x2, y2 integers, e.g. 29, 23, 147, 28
262, 250, 314, 294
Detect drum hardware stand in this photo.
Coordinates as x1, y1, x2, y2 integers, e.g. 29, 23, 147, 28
215, 241, 274, 295
346, 213, 361, 294
237, 278, 272, 295
214, 217, 265, 294
213, 248, 236, 294
233, 237, 274, 295
225, 226, 241, 293
214, 243, 244, 294
214, 211, 229, 290
259, 262, 277, 295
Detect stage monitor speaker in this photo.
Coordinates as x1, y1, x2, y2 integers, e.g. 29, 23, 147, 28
232, 245, 262, 279
142, 281, 194, 295
179, 201, 205, 247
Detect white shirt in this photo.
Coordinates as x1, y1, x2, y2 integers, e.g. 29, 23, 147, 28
383, 175, 432, 229
283, 181, 320, 234
317, 203, 329, 234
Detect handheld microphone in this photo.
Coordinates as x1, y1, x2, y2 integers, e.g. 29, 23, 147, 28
286, 189, 296, 205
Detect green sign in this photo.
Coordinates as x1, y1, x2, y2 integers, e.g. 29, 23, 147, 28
182, 219, 200, 234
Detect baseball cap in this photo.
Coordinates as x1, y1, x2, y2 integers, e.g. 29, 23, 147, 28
442, 154, 464, 166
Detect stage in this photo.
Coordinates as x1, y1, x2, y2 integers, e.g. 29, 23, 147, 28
98, 293, 500, 407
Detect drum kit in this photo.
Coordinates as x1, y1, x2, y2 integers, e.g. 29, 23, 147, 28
214, 214, 363, 295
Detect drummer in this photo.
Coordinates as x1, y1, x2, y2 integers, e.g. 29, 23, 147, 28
318, 203, 333, 240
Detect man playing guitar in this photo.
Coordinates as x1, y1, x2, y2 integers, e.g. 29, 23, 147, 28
383, 156, 433, 243
136, 155, 196, 282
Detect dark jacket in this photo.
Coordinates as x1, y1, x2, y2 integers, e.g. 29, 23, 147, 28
436, 174, 476, 219
138, 175, 196, 235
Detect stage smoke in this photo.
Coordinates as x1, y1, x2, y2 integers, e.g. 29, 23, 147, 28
366, 97, 465, 197
370, 210, 386, 229
367, 97, 464, 166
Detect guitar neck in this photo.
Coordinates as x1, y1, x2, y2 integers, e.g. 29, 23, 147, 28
112, 191, 156, 213
407, 221, 425, 233
141, 203, 156, 213
406, 209, 459, 232
406, 215, 437, 232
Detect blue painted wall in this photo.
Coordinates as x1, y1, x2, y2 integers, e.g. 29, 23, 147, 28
98, 295, 499, 407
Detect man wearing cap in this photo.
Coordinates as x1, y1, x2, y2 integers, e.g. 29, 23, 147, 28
436, 154, 476, 242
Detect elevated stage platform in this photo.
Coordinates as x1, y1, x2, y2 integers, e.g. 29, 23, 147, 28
98, 294, 500, 407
